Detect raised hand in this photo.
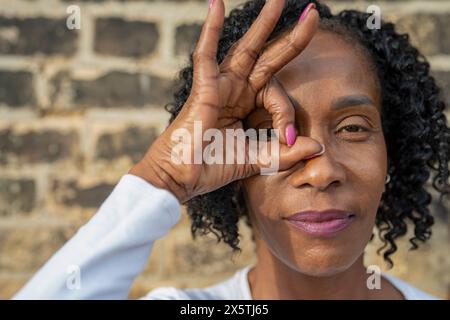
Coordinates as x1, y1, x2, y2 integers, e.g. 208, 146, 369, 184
129, 1, 323, 203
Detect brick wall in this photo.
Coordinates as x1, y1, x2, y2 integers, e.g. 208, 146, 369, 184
0, 0, 449, 299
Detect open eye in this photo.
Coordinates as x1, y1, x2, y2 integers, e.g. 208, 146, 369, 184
336, 115, 372, 136
336, 122, 372, 142
335, 115, 374, 142
338, 124, 368, 133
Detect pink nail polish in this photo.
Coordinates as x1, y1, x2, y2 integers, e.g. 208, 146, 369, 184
209, 0, 215, 9
299, 3, 315, 23
286, 124, 297, 147
304, 143, 325, 160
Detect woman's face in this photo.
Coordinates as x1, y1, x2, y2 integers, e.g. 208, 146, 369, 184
242, 29, 388, 276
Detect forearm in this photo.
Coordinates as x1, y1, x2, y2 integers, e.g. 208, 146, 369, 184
13, 174, 181, 300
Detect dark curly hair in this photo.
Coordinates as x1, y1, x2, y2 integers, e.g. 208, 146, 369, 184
165, 0, 450, 266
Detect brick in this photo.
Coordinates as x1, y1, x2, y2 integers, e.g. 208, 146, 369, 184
170, 238, 239, 276
0, 226, 77, 272
162, 219, 256, 277
394, 14, 450, 56
0, 129, 79, 164
72, 71, 174, 107
0, 71, 34, 107
62, 0, 204, 2
95, 126, 157, 162
0, 17, 78, 56
175, 23, 201, 56
0, 277, 28, 299
432, 71, 450, 106
0, 178, 36, 217
129, 274, 228, 299
49, 70, 70, 108
94, 18, 159, 58
164, 238, 250, 276
52, 179, 114, 208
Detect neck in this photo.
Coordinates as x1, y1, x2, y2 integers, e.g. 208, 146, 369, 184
248, 242, 397, 300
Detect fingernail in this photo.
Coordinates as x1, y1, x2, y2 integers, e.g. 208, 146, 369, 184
209, 0, 215, 9
304, 143, 325, 160
299, 3, 315, 23
286, 123, 297, 147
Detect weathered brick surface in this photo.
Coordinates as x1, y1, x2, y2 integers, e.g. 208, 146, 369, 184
392, 13, 450, 56
175, 23, 201, 56
50, 71, 174, 109
0, 0, 448, 300
0, 17, 78, 56
94, 18, 159, 58
0, 128, 79, 164
95, 126, 158, 162
0, 71, 34, 107
0, 178, 35, 217
0, 276, 28, 299
72, 72, 174, 108
433, 71, 450, 106
52, 179, 114, 208
0, 226, 78, 273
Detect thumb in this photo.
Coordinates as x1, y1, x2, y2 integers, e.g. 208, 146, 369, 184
236, 134, 325, 179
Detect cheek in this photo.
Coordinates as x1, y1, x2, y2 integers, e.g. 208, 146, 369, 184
341, 135, 388, 207
240, 135, 388, 274
242, 175, 279, 218
332, 139, 388, 246
241, 175, 285, 245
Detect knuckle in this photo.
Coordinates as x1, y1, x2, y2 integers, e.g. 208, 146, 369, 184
257, 16, 276, 36
208, 24, 222, 35
241, 46, 260, 62
230, 60, 251, 81
287, 36, 307, 53
249, 63, 272, 88
223, 41, 240, 58
256, 61, 273, 76
192, 50, 215, 65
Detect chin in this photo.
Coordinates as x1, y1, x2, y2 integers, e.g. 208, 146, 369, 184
282, 245, 363, 277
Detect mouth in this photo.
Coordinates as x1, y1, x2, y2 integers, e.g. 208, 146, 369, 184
284, 209, 356, 237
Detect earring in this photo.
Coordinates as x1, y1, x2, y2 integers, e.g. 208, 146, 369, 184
385, 174, 391, 184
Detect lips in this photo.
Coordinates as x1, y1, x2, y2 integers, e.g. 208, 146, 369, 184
285, 209, 356, 237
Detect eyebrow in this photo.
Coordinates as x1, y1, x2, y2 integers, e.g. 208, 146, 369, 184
331, 95, 377, 110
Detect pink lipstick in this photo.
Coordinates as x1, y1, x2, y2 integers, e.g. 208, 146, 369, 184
285, 209, 355, 237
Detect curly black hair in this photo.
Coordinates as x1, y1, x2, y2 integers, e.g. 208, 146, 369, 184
165, 0, 450, 266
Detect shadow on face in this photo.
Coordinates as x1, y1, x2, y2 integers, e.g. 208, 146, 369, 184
242, 29, 388, 277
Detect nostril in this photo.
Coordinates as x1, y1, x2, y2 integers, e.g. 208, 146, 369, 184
330, 180, 341, 188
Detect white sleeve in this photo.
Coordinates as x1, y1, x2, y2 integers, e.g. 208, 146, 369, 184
12, 174, 182, 300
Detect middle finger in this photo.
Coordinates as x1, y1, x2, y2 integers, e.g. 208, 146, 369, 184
249, 3, 319, 90
219, 0, 286, 79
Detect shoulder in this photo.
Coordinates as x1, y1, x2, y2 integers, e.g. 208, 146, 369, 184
383, 273, 441, 300
140, 286, 196, 300
141, 285, 228, 300
141, 266, 253, 300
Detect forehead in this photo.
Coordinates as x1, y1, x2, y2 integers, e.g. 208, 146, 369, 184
275, 29, 381, 108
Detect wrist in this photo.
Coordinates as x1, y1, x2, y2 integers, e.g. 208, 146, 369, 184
129, 159, 183, 203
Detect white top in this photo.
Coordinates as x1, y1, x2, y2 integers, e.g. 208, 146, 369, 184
13, 174, 439, 300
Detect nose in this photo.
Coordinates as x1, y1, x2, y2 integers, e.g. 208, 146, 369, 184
288, 143, 347, 192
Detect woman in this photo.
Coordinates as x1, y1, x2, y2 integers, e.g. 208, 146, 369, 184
14, 0, 449, 299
